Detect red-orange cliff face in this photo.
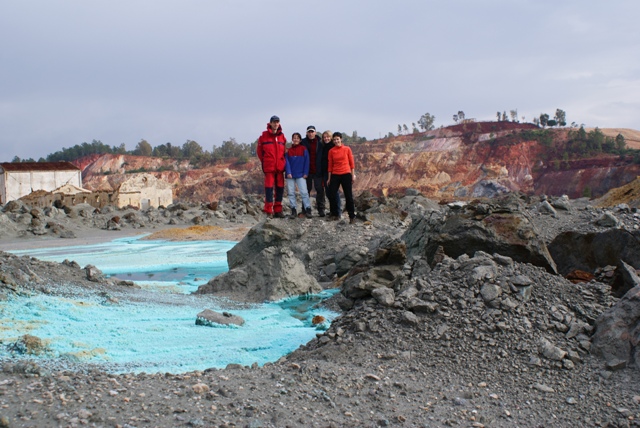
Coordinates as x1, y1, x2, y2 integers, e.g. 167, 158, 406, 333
78, 122, 640, 203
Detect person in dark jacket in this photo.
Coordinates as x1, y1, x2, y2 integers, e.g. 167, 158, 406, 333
257, 115, 287, 218
285, 132, 312, 219
300, 125, 325, 216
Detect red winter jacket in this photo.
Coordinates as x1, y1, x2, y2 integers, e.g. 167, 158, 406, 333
257, 124, 287, 173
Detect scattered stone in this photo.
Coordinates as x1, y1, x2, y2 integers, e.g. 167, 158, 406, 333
196, 309, 245, 327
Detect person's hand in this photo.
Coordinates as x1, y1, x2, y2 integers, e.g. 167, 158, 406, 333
303, 175, 308, 179
287, 174, 292, 179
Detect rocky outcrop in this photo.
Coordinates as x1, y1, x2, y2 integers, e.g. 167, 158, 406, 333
195, 246, 321, 302
548, 229, 640, 278
592, 286, 640, 370
226, 220, 305, 270
403, 194, 558, 273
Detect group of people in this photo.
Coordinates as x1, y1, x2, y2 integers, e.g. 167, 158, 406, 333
257, 115, 357, 224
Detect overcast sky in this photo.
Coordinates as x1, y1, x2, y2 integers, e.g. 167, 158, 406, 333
2, 0, 639, 161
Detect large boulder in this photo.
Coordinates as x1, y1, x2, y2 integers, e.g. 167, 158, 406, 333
592, 286, 640, 370
195, 247, 321, 302
403, 195, 557, 274
548, 229, 640, 277
227, 220, 305, 269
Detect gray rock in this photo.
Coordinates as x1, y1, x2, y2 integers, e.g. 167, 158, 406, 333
342, 266, 404, 299
551, 195, 572, 211
592, 286, 640, 369
539, 338, 566, 361
480, 283, 502, 302
403, 195, 558, 274
196, 247, 321, 302
196, 309, 245, 327
371, 287, 395, 307
539, 200, 558, 217
84, 264, 105, 282
596, 212, 619, 227
401, 311, 419, 325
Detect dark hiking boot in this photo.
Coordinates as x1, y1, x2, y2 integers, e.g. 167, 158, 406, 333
318, 210, 326, 217
305, 208, 313, 219
289, 208, 297, 219
274, 212, 285, 218
349, 217, 356, 224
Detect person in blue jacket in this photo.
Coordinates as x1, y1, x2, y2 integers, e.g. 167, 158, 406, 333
285, 132, 312, 219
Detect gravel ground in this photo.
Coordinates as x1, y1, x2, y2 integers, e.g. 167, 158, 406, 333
1, 195, 640, 427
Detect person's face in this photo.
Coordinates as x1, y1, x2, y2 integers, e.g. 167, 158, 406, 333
322, 133, 332, 144
333, 135, 342, 146
292, 134, 301, 145
269, 121, 280, 133
307, 129, 316, 140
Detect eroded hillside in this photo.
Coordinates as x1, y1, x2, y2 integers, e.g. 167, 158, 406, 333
77, 122, 640, 203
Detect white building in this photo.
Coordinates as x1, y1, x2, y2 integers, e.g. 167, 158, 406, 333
0, 162, 82, 204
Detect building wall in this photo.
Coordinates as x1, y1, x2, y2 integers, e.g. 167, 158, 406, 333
20, 190, 114, 209
114, 174, 173, 208
0, 174, 5, 205
115, 187, 173, 209
1, 170, 81, 204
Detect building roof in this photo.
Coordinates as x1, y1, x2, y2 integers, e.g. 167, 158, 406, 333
0, 161, 80, 172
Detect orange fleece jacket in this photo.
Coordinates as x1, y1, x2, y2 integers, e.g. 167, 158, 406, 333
328, 145, 355, 175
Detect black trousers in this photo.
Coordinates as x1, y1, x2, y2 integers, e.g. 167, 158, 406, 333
328, 173, 354, 219
306, 173, 326, 212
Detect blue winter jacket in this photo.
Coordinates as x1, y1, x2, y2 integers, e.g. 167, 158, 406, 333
285, 144, 310, 179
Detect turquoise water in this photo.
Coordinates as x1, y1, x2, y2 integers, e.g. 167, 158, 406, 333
1, 236, 337, 373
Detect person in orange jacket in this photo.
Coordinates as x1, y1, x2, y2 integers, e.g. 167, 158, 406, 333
257, 115, 287, 217
327, 132, 356, 224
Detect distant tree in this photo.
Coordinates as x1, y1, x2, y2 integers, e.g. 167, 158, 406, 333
533, 117, 540, 126
554, 109, 567, 127
182, 140, 203, 159
453, 114, 459, 123
457, 111, 465, 121
496, 111, 501, 121
153, 143, 169, 157
418, 113, 436, 131
46, 139, 114, 162
547, 119, 558, 127
587, 127, 605, 152
11, 156, 21, 163
402, 124, 409, 134
577, 126, 587, 141
134, 139, 153, 156
502, 111, 508, 121
113, 143, 127, 154
398, 124, 403, 135
539, 113, 549, 128
616, 133, 626, 151
38, 157, 46, 162
412, 123, 419, 133
509, 109, 518, 122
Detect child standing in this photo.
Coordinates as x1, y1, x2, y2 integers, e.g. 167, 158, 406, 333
285, 132, 312, 219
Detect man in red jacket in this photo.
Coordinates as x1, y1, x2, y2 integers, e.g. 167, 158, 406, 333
257, 115, 287, 218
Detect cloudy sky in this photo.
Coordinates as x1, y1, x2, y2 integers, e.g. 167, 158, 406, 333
1, 0, 639, 161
